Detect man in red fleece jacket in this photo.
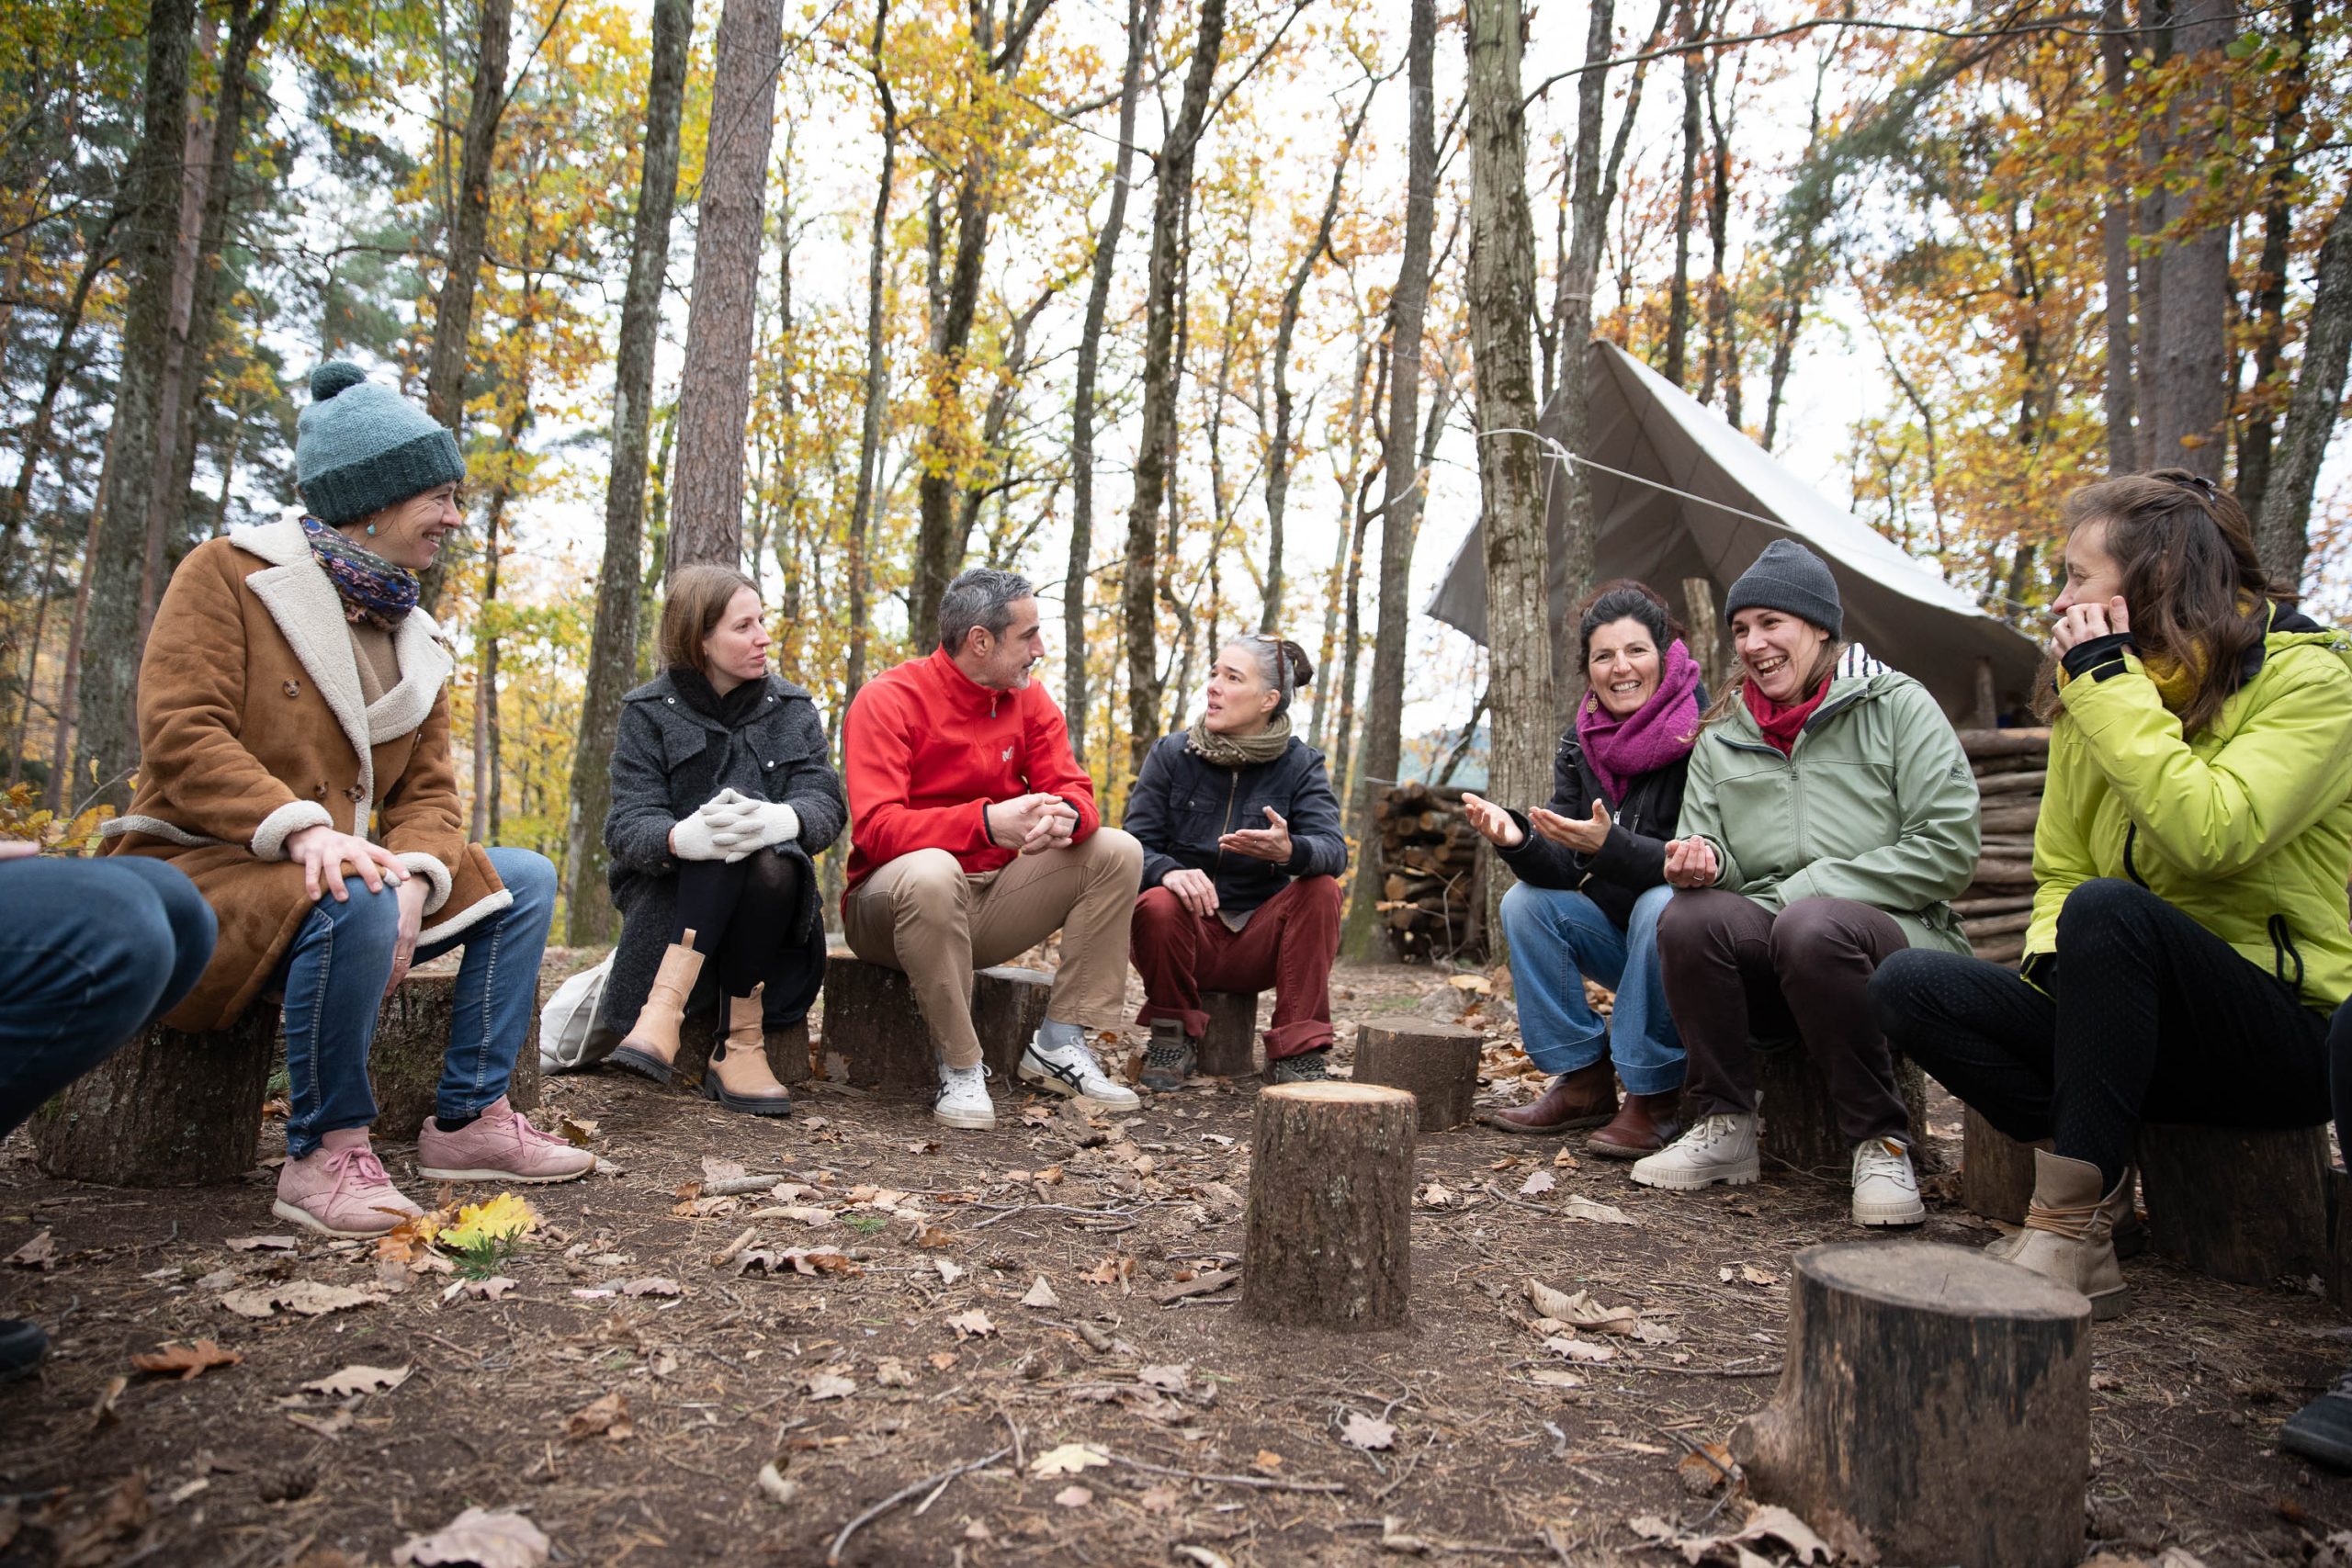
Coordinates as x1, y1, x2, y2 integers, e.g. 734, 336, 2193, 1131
842, 568, 1143, 1129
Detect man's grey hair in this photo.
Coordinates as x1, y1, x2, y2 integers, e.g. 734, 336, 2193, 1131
937, 567, 1035, 653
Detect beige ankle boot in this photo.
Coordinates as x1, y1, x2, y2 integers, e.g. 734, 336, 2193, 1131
1997, 1149, 2128, 1320
702, 987, 792, 1117
610, 931, 705, 1085
1989, 1162, 2141, 1262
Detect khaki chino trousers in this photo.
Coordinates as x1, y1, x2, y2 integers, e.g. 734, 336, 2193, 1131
843, 829, 1144, 1069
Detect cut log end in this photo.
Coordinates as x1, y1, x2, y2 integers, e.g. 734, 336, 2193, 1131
1240, 1080, 1416, 1332
1351, 1015, 1483, 1132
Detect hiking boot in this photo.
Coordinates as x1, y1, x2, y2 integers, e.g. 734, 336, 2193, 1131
1139, 1021, 1196, 1092
1850, 1136, 1927, 1227
1989, 1164, 2141, 1261
0, 1318, 47, 1382
2283, 1365, 2352, 1471
274, 1129, 424, 1237
1020, 1029, 1140, 1110
1484, 1059, 1618, 1134
1587, 1090, 1683, 1159
2000, 1149, 2128, 1320
1271, 1048, 1331, 1084
417, 1097, 595, 1184
934, 1063, 996, 1130
609, 932, 706, 1085
703, 989, 793, 1117
1630, 1112, 1760, 1190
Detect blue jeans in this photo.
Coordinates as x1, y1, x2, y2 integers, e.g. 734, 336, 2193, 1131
1498, 880, 1683, 1094
276, 846, 555, 1157
0, 856, 218, 1141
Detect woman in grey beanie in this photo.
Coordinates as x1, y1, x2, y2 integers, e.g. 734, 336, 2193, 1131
1627, 538, 1980, 1231
103, 360, 592, 1236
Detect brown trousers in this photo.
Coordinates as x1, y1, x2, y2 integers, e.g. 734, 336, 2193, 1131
843, 829, 1144, 1069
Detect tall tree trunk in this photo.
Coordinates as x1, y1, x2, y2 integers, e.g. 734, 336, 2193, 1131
2234, 0, 2310, 518
565, 0, 690, 944
0, 209, 119, 591
416, 0, 513, 614
1662, 0, 1704, 389
1697, 48, 1736, 417
1261, 77, 1379, 635
668, 0, 786, 572
1063, 0, 1158, 761
1759, 39, 1831, 452
2255, 197, 2352, 590
75, 0, 196, 812
1340, 0, 1438, 962
2147, 0, 2233, 479
845, 0, 899, 698
1464, 0, 1555, 949
49, 425, 117, 813
2098, 0, 2139, 473
469, 401, 525, 841
1122, 0, 1225, 778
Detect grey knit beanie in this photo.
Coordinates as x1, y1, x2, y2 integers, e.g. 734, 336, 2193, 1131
1723, 538, 1842, 639
293, 361, 466, 527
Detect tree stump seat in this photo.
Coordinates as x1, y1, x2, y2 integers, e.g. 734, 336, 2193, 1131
1753, 1036, 1932, 1173
817, 952, 1052, 1100
1241, 1081, 1417, 1331
2136, 1122, 2329, 1285
1960, 1106, 2045, 1225
1350, 1015, 1482, 1132
1198, 989, 1261, 1077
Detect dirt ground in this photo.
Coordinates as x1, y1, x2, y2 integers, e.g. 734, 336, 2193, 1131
5, 952, 2352, 1568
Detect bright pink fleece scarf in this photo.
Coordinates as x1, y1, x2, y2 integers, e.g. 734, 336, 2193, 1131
1576, 637, 1702, 803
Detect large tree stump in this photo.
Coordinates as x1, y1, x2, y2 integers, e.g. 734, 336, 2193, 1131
367, 967, 542, 1139
1961, 1107, 2045, 1224
1732, 1241, 2092, 1568
1756, 1042, 1931, 1174
1240, 1082, 1416, 1331
2329, 1167, 2352, 1312
2137, 1122, 2329, 1284
29, 1008, 279, 1186
1351, 1016, 1482, 1132
973, 966, 1054, 1078
1198, 990, 1261, 1077
820, 955, 937, 1100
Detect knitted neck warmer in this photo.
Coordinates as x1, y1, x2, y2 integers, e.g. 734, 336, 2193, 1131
1187, 712, 1294, 768
672, 664, 768, 728
301, 516, 418, 630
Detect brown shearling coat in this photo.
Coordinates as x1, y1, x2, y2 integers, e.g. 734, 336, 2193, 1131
103, 518, 507, 1031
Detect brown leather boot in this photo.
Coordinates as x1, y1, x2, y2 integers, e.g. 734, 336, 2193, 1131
1484, 1060, 1617, 1134
1586, 1090, 1683, 1159
609, 931, 705, 1085
702, 987, 792, 1117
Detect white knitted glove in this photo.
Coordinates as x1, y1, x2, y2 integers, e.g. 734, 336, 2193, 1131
669, 810, 746, 863
707, 799, 800, 852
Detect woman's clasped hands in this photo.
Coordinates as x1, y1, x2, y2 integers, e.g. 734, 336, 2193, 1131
1661, 835, 1721, 889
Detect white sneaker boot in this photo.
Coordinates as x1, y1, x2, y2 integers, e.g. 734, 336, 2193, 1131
933, 1063, 997, 1130
1018, 1025, 1140, 1111
1630, 1112, 1760, 1190
1849, 1135, 1927, 1227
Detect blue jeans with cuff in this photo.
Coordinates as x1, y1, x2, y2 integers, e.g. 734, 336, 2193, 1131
1498, 880, 1684, 1095
0, 855, 219, 1141
277, 846, 555, 1158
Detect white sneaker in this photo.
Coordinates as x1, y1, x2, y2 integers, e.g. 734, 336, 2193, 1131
933, 1064, 997, 1130
1849, 1136, 1926, 1226
1629, 1112, 1760, 1190
1018, 1033, 1141, 1111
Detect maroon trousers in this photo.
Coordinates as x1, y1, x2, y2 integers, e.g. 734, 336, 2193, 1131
1130, 875, 1342, 1059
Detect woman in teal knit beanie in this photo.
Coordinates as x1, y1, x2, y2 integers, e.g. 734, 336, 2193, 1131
104, 361, 593, 1236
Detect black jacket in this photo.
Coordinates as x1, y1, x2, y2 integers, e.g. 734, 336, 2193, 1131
1122, 731, 1349, 917
1497, 727, 1690, 930
599, 670, 846, 1031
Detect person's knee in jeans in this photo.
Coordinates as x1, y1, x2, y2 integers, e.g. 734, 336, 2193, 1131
97, 858, 217, 1026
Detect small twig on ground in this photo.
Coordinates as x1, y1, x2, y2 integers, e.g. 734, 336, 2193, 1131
971, 1202, 1138, 1230
826, 1444, 1012, 1565
1102, 1450, 1349, 1495
1371, 1431, 1435, 1504
1541, 1525, 1577, 1566
701, 1174, 792, 1196
1634, 1362, 1782, 1379
997, 1408, 1025, 1472
1480, 1180, 1558, 1217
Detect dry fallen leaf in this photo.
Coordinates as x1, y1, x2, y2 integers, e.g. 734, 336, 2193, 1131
755, 1461, 798, 1507
619, 1277, 680, 1297
1030, 1443, 1110, 1476
1137, 1363, 1190, 1394
945, 1309, 997, 1339
875, 1358, 914, 1388
6, 1230, 56, 1270
1340, 1412, 1396, 1451
1526, 1280, 1639, 1335
1553, 1147, 1580, 1168
1560, 1195, 1638, 1225
1676, 1442, 1737, 1496
1526, 1369, 1584, 1390
927, 1351, 959, 1371
1080, 1255, 1133, 1286
1253, 1450, 1284, 1472
219, 1280, 384, 1319
1021, 1276, 1061, 1310
132, 1339, 242, 1382
90, 1373, 128, 1427
284, 1408, 354, 1439
1416, 1182, 1457, 1209
224, 1235, 299, 1253
933, 1257, 967, 1284
1546, 1336, 1617, 1364
701, 1156, 747, 1183
301, 1364, 412, 1398
1139, 1483, 1182, 1514
805, 1372, 855, 1402
390, 1506, 550, 1568
1053, 1484, 1093, 1508
563, 1392, 633, 1443
557, 1114, 598, 1147
1519, 1169, 1557, 1197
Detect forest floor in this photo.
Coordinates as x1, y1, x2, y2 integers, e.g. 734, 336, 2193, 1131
4, 951, 2352, 1567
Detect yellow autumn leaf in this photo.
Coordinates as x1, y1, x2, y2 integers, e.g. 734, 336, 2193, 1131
440, 1193, 538, 1252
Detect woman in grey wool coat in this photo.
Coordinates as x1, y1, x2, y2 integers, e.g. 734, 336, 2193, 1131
589, 564, 846, 1114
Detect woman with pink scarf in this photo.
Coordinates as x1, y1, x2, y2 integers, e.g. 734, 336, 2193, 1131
1464, 581, 1704, 1156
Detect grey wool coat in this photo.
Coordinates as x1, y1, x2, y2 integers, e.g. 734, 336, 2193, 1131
595, 670, 846, 1036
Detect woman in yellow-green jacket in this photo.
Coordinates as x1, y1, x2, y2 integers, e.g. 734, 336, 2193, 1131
1872, 469, 2352, 1320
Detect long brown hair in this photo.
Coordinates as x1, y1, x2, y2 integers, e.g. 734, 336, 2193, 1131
659, 564, 760, 678
2034, 468, 2275, 736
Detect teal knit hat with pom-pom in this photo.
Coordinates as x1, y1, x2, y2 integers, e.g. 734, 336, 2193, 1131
293, 361, 466, 527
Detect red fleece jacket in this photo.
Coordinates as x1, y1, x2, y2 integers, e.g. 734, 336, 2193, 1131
841, 648, 1101, 901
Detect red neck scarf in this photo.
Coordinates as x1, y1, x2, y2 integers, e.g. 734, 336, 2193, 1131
1743, 675, 1830, 756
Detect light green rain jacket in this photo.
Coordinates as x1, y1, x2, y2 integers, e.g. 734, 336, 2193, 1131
1677, 669, 1980, 953
2030, 615, 2352, 1011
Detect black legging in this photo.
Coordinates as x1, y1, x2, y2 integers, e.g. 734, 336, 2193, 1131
673, 851, 808, 999
1871, 877, 2329, 1189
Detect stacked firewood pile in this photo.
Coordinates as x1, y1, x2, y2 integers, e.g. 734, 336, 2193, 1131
1371, 781, 1484, 962
1952, 728, 2049, 967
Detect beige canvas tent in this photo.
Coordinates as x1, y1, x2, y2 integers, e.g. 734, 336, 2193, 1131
1428, 341, 2041, 719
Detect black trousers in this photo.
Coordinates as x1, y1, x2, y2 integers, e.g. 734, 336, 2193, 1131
1871, 877, 2328, 1188
672, 851, 822, 1020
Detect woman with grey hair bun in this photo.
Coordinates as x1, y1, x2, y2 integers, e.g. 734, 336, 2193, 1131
1122, 635, 1350, 1089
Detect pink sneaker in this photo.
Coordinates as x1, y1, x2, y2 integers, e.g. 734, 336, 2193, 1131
415, 1098, 594, 1184
274, 1129, 424, 1238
